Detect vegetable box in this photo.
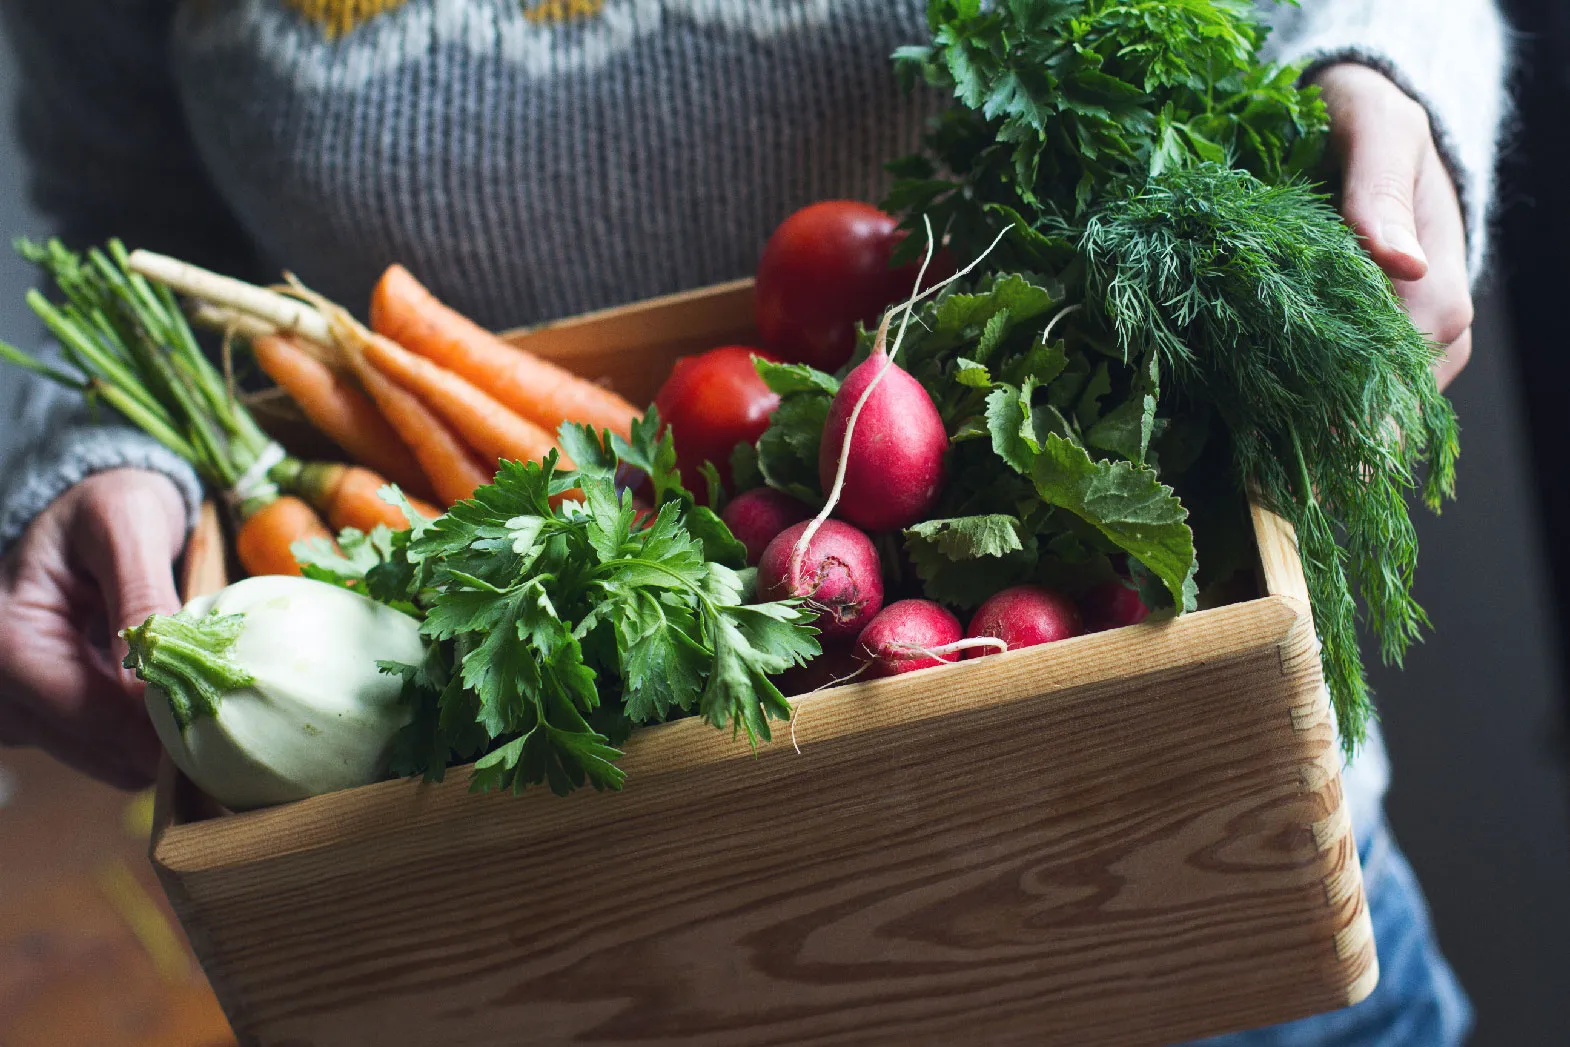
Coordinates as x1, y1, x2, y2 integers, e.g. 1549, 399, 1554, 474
150, 280, 1376, 1047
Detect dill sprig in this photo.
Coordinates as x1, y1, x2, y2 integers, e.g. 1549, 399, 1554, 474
1080, 165, 1458, 746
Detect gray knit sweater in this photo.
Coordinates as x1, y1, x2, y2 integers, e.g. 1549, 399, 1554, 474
0, 0, 1510, 829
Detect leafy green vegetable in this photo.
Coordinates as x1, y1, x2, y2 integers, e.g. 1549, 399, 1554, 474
865, 0, 1457, 754
906, 535, 1040, 610
1027, 433, 1197, 612
750, 263, 1200, 615
754, 359, 841, 398
751, 358, 838, 505
353, 413, 820, 797
887, 0, 1328, 265
1079, 163, 1458, 742
902, 515, 1034, 609
905, 515, 1024, 560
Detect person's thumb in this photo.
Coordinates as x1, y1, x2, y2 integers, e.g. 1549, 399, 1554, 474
71, 471, 187, 664
1323, 70, 1432, 283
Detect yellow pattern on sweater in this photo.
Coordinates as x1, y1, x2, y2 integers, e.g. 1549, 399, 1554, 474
283, 0, 607, 37
283, 0, 410, 37
524, 0, 606, 23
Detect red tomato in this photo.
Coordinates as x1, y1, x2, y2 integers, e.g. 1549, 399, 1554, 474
755, 201, 951, 372
653, 346, 779, 502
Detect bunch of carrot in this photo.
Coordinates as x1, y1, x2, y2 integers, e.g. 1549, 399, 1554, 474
131, 253, 641, 571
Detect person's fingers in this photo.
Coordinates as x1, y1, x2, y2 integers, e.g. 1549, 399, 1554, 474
44, 472, 184, 780
0, 693, 156, 790
0, 472, 181, 788
1434, 329, 1473, 393
1319, 65, 1434, 283
0, 603, 165, 778
1392, 148, 1474, 391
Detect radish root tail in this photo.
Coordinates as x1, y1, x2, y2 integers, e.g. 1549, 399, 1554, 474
788, 660, 872, 754
788, 219, 1010, 590
889, 637, 1009, 661
1041, 303, 1082, 346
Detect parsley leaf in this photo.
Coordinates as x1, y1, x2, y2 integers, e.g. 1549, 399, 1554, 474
753, 364, 833, 506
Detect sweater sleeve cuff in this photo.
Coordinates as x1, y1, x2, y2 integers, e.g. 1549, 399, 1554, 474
0, 423, 204, 556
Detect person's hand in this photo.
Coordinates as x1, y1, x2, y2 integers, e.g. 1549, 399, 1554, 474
1315, 63, 1473, 392
0, 469, 186, 788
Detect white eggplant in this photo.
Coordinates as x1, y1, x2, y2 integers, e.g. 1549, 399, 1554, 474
124, 575, 426, 811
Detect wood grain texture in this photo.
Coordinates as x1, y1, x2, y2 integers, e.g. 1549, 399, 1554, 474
1250, 501, 1311, 610
150, 281, 1375, 1047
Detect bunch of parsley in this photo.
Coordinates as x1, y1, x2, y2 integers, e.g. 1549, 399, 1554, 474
884, 0, 1328, 267
300, 412, 820, 796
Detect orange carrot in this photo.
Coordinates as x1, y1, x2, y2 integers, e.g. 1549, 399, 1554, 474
342, 345, 491, 506
278, 460, 441, 532
235, 495, 332, 577
370, 264, 640, 440
251, 333, 436, 501
356, 330, 566, 469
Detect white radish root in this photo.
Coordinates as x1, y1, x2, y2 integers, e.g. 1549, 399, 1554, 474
888, 637, 1009, 660
788, 660, 872, 754
189, 302, 279, 341
127, 250, 334, 346
1041, 302, 1082, 345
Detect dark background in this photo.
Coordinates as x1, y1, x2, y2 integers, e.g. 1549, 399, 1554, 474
1, 5, 1568, 1044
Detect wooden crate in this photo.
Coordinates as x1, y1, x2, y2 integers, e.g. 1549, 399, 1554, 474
150, 283, 1376, 1047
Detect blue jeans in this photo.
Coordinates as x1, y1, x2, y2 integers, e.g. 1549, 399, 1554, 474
1185, 819, 1472, 1047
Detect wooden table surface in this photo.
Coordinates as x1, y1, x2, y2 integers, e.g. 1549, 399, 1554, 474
0, 748, 235, 1047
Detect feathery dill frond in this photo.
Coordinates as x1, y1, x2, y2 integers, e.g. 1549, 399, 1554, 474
1080, 165, 1458, 745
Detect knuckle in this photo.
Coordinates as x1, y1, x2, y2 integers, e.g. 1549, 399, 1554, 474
1434, 292, 1475, 346
1391, 92, 1432, 137
68, 489, 117, 549
1363, 170, 1417, 211
116, 576, 171, 629
1438, 312, 1474, 349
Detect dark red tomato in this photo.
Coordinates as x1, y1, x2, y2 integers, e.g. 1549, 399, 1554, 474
653, 346, 779, 502
755, 201, 951, 372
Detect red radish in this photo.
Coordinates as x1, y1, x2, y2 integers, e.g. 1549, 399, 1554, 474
854, 599, 964, 677
965, 585, 1083, 658
1081, 579, 1151, 633
722, 488, 812, 566
758, 520, 883, 640
818, 346, 948, 533
776, 641, 864, 697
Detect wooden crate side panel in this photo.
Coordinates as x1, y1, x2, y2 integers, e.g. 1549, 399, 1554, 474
156, 598, 1298, 871
1251, 502, 1311, 608
501, 279, 756, 406
159, 600, 1372, 1047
